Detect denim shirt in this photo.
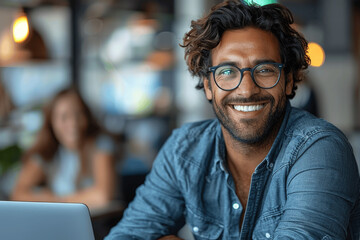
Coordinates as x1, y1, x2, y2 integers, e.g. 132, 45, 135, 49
106, 103, 360, 240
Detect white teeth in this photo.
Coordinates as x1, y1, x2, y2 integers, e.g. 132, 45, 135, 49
233, 104, 264, 112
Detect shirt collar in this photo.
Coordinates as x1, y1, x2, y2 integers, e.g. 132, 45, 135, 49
263, 100, 291, 169
210, 120, 227, 175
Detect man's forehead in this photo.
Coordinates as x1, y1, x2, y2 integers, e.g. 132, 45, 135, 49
211, 27, 281, 65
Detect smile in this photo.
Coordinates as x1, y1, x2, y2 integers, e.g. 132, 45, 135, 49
233, 104, 264, 112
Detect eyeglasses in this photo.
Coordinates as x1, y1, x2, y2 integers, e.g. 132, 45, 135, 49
208, 62, 284, 91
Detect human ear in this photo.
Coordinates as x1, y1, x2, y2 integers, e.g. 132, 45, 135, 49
204, 78, 213, 101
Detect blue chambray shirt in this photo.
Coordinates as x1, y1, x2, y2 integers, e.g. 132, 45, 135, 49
106, 103, 360, 240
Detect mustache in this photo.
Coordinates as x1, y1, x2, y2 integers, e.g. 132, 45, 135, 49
223, 94, 274, 105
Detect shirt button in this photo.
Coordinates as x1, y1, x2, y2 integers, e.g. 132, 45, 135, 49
232, 203, 240, 209
265, 232, 271, 238
193, 226, 199, 233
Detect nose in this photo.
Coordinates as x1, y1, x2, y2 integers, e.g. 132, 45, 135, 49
235, 70, 261, 97
67, 115, 81, 132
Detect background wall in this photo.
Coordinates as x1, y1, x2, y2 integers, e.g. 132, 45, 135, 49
0, 0, 359, 193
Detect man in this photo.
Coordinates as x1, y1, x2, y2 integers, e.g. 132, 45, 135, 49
106, 1, 360, 239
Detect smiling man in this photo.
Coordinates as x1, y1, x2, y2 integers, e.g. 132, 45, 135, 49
106, 1, 360, 239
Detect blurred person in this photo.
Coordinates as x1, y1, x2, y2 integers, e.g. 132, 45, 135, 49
106, 1, 360, 239
11, 87, 116, 210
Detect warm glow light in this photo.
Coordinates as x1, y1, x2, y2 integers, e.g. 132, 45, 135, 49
13, 16, 29, 43
308, 42, 325, 67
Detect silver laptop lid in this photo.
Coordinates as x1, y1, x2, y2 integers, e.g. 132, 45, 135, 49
0, 201, 95, 240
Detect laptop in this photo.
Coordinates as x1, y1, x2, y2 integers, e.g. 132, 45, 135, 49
0, 201, 95, 240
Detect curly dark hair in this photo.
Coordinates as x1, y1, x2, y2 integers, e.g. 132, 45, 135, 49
181, 0, 310, 99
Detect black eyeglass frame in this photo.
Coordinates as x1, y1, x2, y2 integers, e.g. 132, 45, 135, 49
208, 62, 285, 91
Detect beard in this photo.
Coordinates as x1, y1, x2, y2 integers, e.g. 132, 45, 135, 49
212, 93, 287, 145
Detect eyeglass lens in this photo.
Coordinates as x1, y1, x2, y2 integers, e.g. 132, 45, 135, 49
214, 63, 281, 90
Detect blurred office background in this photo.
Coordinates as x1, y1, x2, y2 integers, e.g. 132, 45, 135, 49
0, 0, 359, 236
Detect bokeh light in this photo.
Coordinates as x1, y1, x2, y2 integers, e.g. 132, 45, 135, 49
13, 16, 29, 43
308, 42, 325, 67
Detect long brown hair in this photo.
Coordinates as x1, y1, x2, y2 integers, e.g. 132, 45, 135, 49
0, 79, 14, 120
22, 87, 102, 163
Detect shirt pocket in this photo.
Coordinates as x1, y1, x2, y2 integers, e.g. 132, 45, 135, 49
251, 208, 282, 240
185, 207, 223, 240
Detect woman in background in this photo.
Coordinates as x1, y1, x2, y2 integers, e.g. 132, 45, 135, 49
11, 87, 116, 209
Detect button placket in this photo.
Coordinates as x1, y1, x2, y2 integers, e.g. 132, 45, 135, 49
192, 226, 199, 233
232, 203, 240, 210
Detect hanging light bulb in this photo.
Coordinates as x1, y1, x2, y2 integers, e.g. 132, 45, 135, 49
0, 8, 49, 66
13, 15, 30, 43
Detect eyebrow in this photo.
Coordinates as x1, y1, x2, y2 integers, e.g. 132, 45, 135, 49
216, 59, 278, 67
253, 59, 278, 65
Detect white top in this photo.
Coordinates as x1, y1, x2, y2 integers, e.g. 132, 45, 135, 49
32, 135, 115, 196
